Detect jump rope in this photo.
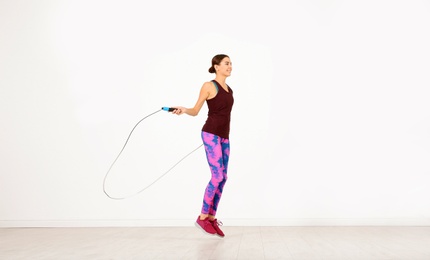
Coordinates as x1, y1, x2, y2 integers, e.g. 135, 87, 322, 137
103, 107, 203, 200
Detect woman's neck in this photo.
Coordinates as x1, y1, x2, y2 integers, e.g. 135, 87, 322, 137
215, 76, 227, 87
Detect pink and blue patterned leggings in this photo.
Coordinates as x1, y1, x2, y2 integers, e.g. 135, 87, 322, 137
201, 131, 230, 216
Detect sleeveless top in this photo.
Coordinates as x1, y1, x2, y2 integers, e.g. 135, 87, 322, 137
201, 80, 234, 139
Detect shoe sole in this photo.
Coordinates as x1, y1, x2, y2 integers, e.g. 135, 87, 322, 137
194, 222, 216, 236
214, 233, 225, 238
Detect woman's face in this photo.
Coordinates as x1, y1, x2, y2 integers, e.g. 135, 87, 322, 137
215, 57, 232, 77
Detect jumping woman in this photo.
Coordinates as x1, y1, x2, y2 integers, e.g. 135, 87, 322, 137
171, 54, 234, 237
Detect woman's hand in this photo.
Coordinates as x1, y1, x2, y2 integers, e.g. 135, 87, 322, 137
171, 106, 186, 115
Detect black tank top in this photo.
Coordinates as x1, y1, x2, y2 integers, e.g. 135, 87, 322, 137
201, 80, 234, 139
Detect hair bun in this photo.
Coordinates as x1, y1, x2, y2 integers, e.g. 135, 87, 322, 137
208, 54, 229, 74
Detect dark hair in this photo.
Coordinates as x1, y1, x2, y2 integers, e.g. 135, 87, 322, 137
208, 54, 229, 73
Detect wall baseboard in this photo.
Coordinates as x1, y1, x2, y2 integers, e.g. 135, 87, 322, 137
1, 218, 430, 227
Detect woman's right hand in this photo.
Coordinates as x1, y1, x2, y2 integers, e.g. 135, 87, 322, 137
171, 106, 186, 115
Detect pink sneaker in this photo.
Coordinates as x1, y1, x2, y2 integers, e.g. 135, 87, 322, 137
195, 216, 217, 235
210, 219, 225, 238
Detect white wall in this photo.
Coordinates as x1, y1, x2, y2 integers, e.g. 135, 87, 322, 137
1, 0, 429, 227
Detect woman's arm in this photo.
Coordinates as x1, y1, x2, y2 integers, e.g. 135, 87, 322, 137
172, 82, 215, 116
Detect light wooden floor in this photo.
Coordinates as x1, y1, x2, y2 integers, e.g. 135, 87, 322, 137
1, 226, 430, 259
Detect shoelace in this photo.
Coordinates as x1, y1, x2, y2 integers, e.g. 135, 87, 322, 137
212, 219, 223, 227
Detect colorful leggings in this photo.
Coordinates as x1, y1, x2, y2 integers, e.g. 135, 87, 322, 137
201, 131, 230, 216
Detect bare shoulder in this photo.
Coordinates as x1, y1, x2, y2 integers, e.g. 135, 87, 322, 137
202, 81, 215, 89
201, 81, 217, 99
200, 81, 216, 93
200, 81, 217, 99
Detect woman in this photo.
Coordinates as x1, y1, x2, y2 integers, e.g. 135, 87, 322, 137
171, 54, 234, 237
